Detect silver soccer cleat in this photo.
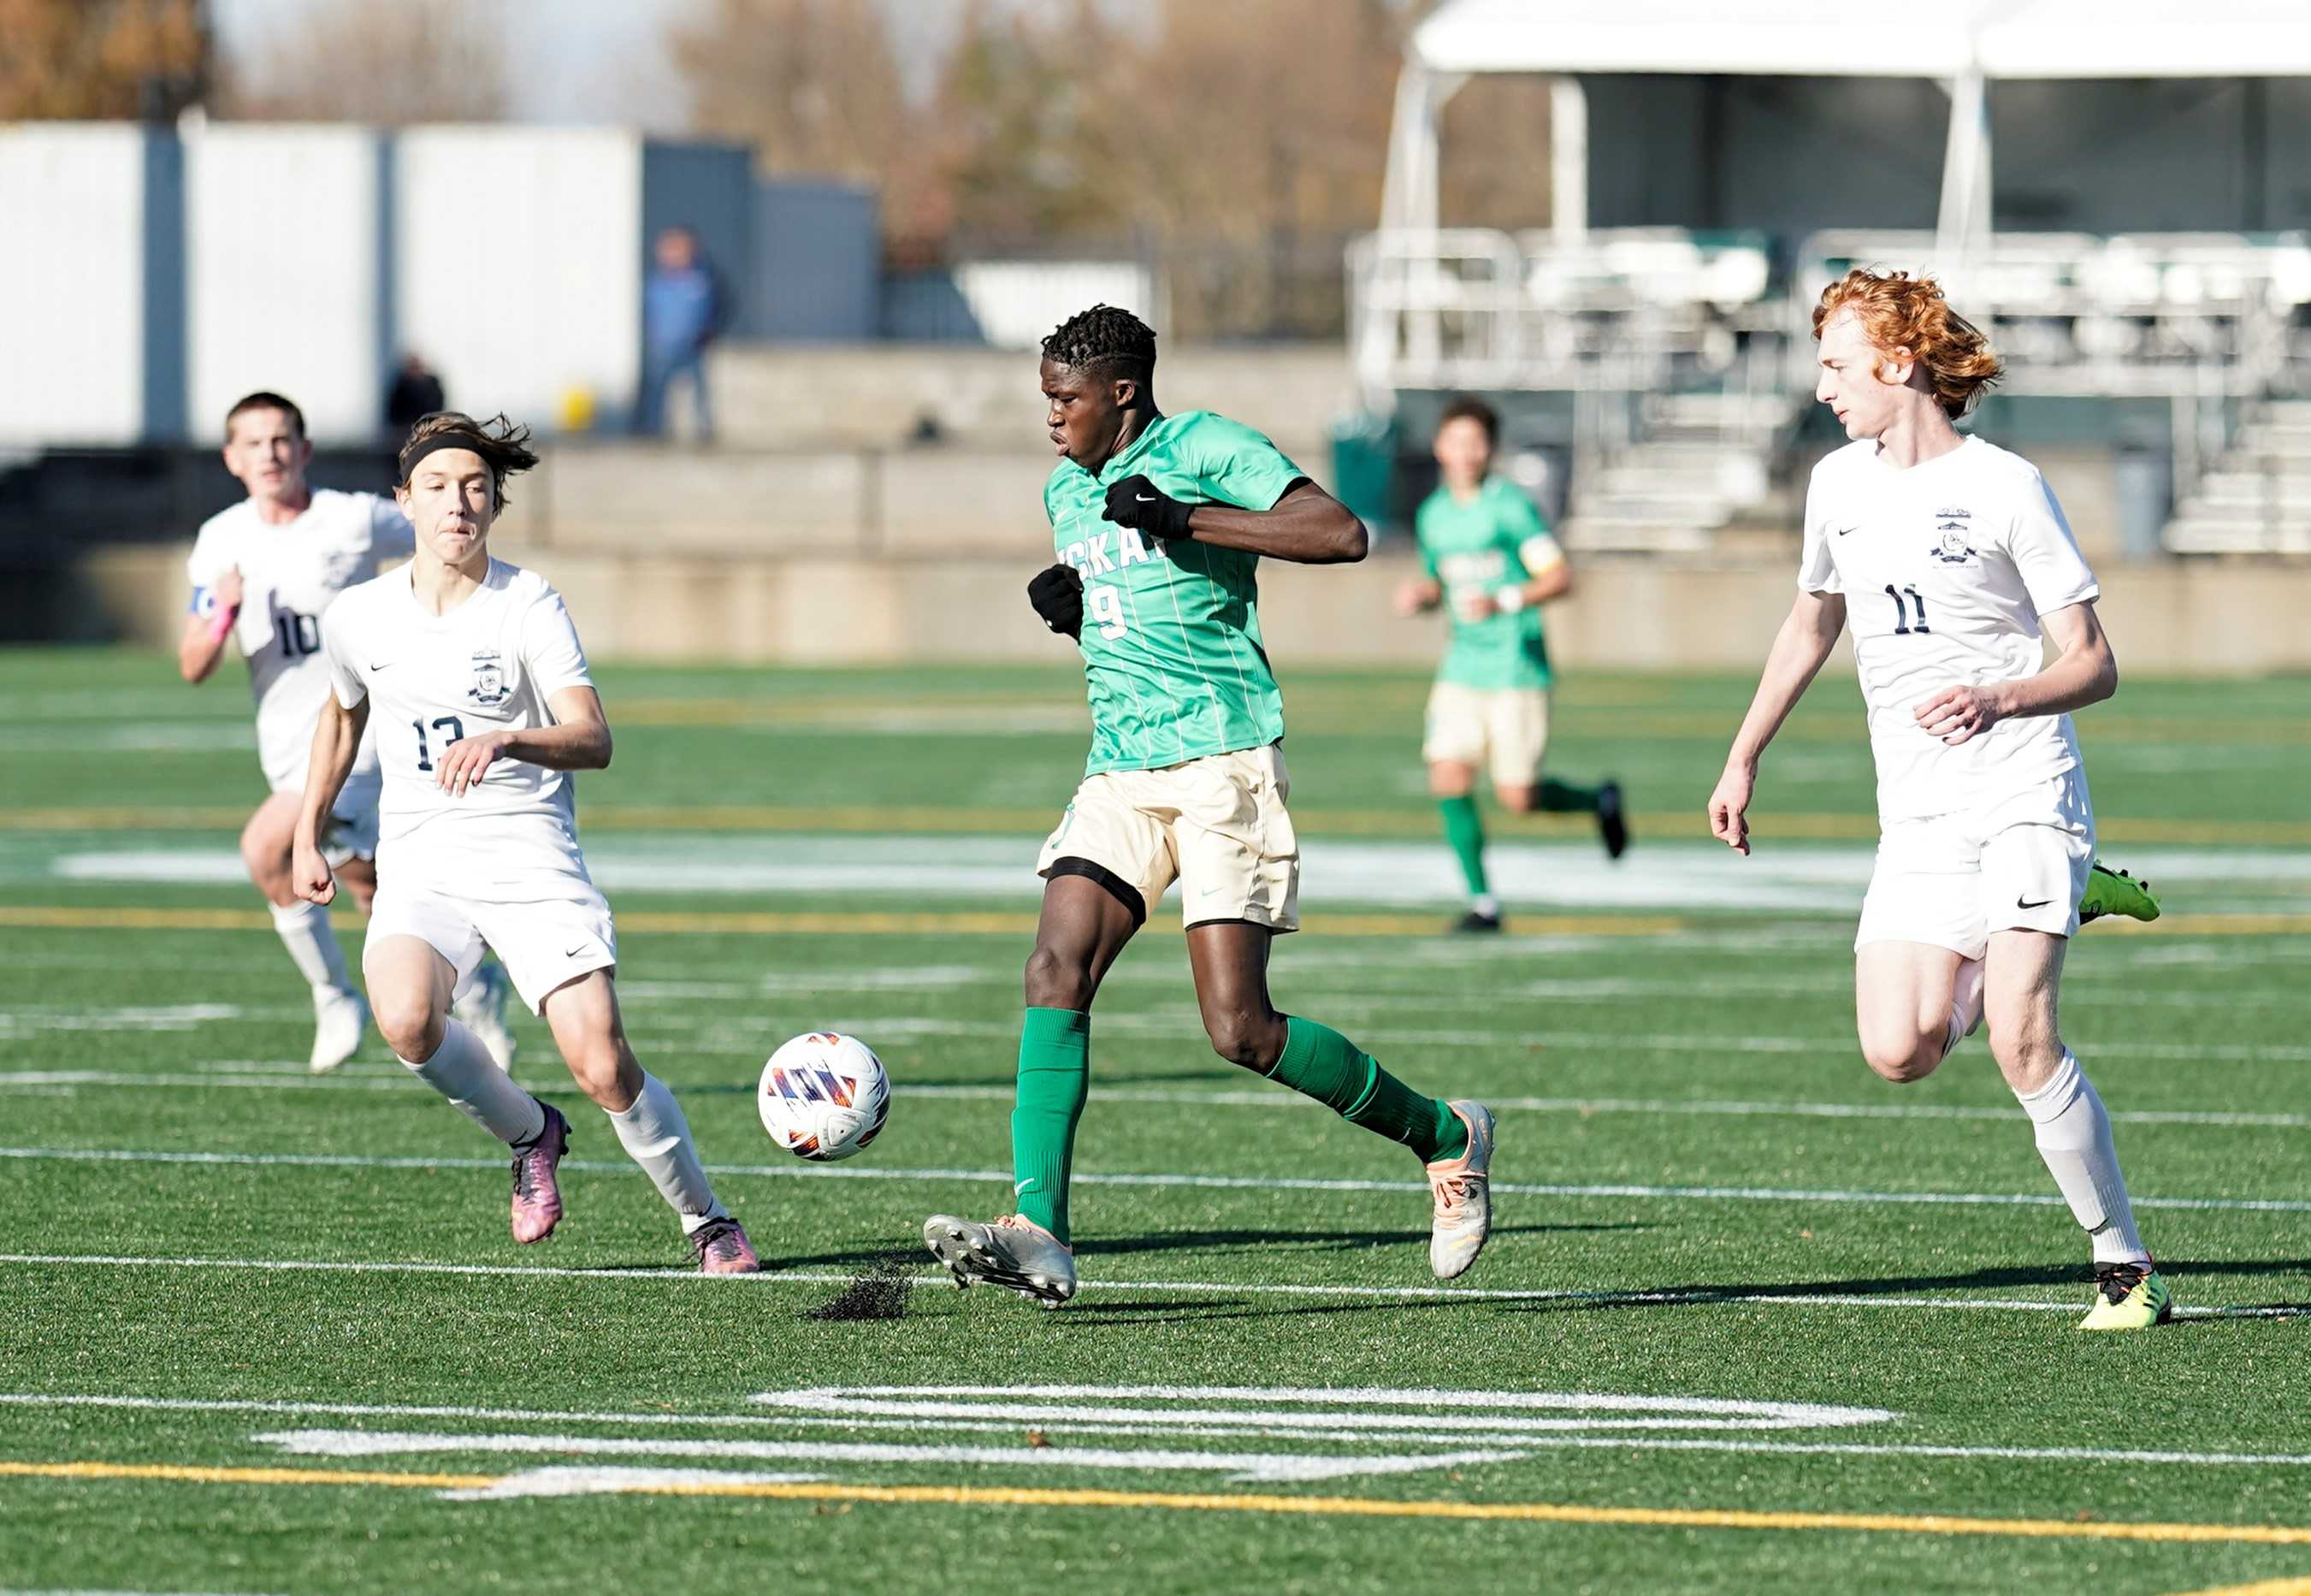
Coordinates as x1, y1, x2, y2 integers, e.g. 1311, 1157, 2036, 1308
923, 1213, 1078, 1309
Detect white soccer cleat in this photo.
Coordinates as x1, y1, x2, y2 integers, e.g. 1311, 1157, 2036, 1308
1426, 1101, 1496, 1281
453, 961, 518, 1074
923, 1213, 1078, 1309
308, 987, 370, 1075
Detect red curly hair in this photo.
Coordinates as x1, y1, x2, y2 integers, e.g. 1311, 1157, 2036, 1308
1812, 268, 2002, 419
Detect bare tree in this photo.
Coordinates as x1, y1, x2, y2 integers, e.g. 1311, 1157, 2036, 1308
672, 0, 917, 201
218, 0, 507, 124
0, 0, 208, 120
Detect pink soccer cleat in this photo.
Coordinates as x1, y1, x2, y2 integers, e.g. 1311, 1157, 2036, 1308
690, 1216, 761, 1274
509, 1103, 570, 1244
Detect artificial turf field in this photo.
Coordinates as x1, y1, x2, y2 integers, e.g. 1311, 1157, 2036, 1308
1, 647, 2307, 1596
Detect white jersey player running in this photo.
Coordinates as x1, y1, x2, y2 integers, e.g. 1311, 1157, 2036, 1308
291, 411, 758, 1273
179, 391, 514, 1074
1708, 269, 2171, 1331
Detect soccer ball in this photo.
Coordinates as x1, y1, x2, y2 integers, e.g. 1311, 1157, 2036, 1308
758, 1031, 890, 1162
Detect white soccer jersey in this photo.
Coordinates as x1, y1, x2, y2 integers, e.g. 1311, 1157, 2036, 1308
186, 489, 414, 793
321, 559, 599, 893
1799, 436, 2101, 822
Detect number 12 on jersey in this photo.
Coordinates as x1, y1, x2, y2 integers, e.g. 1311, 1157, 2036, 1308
412, 715, 466, 771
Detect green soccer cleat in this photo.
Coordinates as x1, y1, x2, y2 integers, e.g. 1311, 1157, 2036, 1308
2078, 860, 2160, 925
2078, 1262, 2173, 1330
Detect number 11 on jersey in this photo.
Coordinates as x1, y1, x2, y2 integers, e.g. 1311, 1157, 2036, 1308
1884, 583, 1931, 635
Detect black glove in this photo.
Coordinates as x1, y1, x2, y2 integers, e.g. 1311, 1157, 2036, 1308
1027, 562, 1084, 640
1101, 474, 1194, 543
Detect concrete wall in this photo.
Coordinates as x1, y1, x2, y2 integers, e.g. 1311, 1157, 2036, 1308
0, 125, 152, 446
708, 343, 1355, 456
186, 124, 381, 443
77, 538, 2311, 675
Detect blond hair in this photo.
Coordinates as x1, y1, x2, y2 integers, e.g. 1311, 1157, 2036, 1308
1813, 269, 2002, 418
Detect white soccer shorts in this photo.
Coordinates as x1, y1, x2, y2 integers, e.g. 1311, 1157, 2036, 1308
365, 877, 618, 1014
1855, 775, 2095, 959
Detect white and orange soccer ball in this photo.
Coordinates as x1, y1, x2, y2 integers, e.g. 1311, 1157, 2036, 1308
757, 1031, 891, 1162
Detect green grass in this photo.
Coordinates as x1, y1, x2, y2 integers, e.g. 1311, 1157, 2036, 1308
0, 648, 2307, 1596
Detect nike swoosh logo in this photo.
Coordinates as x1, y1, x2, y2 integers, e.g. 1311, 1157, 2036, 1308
2017, 896, 2053, 909
1135, 494, 1158, 503
369, 660, 393, 671
1835, 525, 1859, 536
1014, 1179, 1035, 1195
563, 944, 589, 958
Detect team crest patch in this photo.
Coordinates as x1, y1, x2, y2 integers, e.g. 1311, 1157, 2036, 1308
1929, 526, 1978, 565
467, 650, 509, 707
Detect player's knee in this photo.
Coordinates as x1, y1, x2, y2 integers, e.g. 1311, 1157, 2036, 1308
1859, 1031, 1942, 1085
1988, 1025, 2062, 1085
377, 993, 446, 1063
239, 828, 290, 894
562, 1043, 633, 1110
1023, 943, 1095, 1011
1203, 1005, 1280, 1072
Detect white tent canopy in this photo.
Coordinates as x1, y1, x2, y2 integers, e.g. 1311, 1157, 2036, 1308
1386, 0, 2311, 251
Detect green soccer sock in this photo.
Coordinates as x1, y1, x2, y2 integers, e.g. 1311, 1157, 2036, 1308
1271, 1016, 1468, 1163
1439, 795, 1490, 897
1538, 777, 1602, 813
1011, 1007, 1090, 1245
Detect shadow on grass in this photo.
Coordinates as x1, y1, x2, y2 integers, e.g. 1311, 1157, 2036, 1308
1493, 1257, 2311, 1318
764, 1221, 1647, 1275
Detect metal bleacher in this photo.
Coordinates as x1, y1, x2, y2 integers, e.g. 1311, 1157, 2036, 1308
1349, 225, 2311, 558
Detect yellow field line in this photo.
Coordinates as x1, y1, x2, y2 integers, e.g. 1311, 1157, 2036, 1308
2164, 1579, 2311, 1595
8, 804, 2311, 845
0, 905, 1687, 940
0, 1458, 496, 1490
5, 1457, 2311, 1544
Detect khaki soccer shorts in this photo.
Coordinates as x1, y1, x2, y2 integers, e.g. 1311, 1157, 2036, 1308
1421, 682, 1552, 789
1036, 744, 1300, 932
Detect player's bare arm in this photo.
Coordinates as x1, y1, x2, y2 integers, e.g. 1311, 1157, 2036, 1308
1914, 600, 2117, 746
433, 686, 613, 797
1109, 478, 1368, 565
291, 692, 368, 904
176, 565, 245, 683
1709, 588, 1847, 854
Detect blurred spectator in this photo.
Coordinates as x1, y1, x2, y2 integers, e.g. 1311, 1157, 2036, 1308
384, 353, 446, 435
637, 226, 729, 443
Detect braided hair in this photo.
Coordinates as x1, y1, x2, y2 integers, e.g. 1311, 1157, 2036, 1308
1041, 304, 1156, 387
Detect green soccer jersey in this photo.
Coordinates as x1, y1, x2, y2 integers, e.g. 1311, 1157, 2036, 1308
1415, 476, 1559, 691
1045, 410, 1305, 775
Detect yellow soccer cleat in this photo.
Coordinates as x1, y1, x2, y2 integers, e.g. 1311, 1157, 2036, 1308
2079, 1262, 2173, 1330
2079, 860, 2160, 925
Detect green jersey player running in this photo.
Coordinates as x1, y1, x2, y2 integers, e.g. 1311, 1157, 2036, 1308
1396, 396, 1627, 933
923, 305, 1496, 1306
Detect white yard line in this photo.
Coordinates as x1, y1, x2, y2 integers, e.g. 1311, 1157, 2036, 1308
4, 1071, 2302, 1130
4, 1392, 2308, 1473
0, 1256, 2298, 1321
1, 1144, 2304, 1213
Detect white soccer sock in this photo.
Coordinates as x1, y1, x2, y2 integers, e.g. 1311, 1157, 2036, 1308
608, 1072, 727, 1235
1942, 956, 1986, 1061
1471, 893, 1501, 919
271, 899, 353, 996
402, 1019, 547, 1146
2013, 1050, 2150, 1267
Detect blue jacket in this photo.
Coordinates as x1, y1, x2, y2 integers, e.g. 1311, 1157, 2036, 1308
645, 263, 725, 358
